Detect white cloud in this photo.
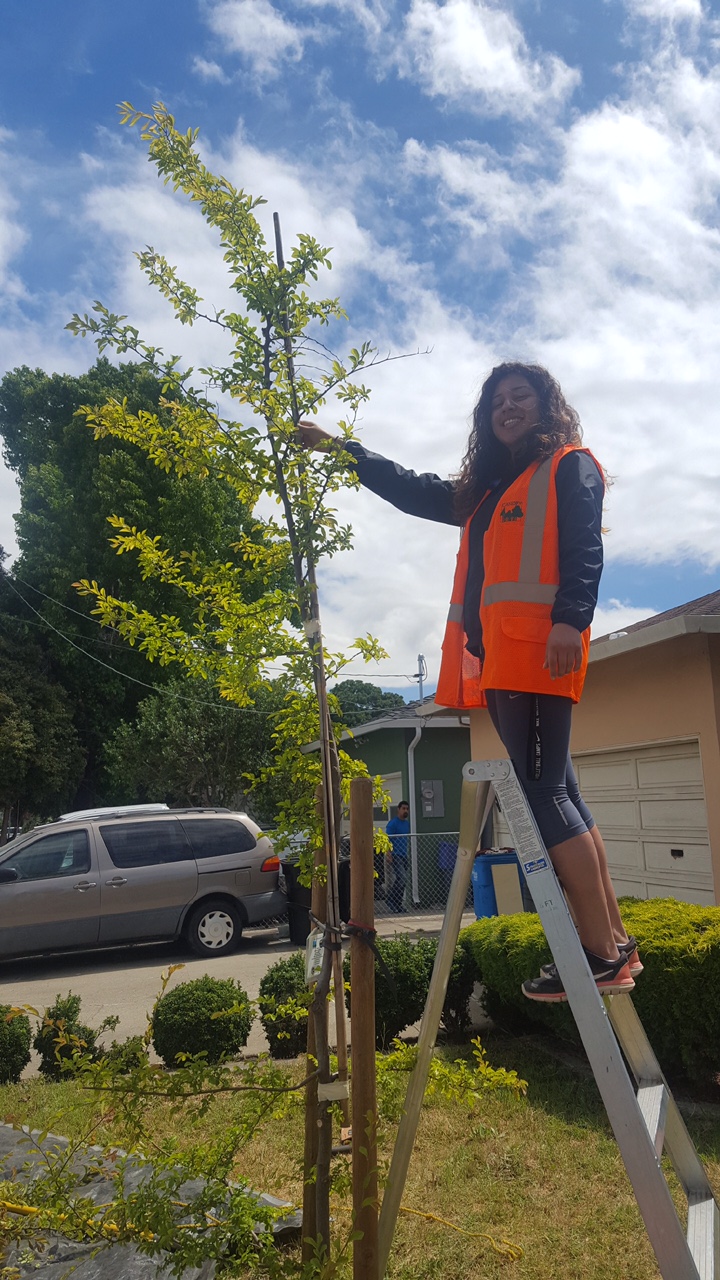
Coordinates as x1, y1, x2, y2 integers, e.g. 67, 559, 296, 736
591, 599, 660, 639
622, 0, 703, 20
192, 55, 230, 82
203, 0, 312, 79
396, 0, 580, 118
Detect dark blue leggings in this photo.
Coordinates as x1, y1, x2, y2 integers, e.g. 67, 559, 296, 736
485, 690, 595, 849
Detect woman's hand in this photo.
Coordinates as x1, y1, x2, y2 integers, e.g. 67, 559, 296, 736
297, 419, 337, 450
543, 623, 583, 679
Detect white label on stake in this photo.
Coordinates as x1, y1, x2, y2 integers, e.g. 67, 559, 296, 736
305, 926, 324, 986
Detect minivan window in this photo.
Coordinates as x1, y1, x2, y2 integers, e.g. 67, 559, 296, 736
100, 820, 192, 869
181, 818, 257, 860
1, 830, 90, 881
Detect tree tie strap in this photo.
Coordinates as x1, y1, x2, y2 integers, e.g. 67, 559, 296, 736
344, 920, 397, 994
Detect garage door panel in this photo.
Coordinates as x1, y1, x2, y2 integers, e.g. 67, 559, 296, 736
644, 841, 712, 877
645, 881, 717, 906
639, 798, 708, 831
587, 800, 638, 829
637, 755, 703, 788
573, 738, 715, 906
610, 876, 647, 899
576, 760, 635, 790
604, 840, 643, 869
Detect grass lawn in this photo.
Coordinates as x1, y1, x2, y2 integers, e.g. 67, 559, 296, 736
2, 1032, 719, 1279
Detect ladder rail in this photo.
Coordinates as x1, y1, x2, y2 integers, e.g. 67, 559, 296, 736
466, 759, 709, 1280
607, 995, 717, 1202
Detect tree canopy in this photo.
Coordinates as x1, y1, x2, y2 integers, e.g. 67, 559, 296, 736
103, 675, 287, 820
330, 679, 407, 728
0, 358, 290, 815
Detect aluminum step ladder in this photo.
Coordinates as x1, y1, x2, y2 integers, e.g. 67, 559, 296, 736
378, 759, 719, 1280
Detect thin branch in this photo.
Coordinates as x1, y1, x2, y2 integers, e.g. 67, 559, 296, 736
82, 1068, 320, 1100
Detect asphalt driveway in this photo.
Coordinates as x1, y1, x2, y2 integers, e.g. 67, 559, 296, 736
0, 910, 478, 1071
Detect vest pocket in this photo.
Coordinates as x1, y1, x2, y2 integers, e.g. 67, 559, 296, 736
500, 616, 551, 645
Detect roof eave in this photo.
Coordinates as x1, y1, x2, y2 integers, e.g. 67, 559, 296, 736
590, 614, 720, 663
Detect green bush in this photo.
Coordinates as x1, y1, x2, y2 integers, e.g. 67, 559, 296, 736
0, 1005, 31, 1084
442, 933, 478, 1038
258, 951, 311, 1059
151, 976, 253, 1068
33, 993, 105, 1081
462, 898, 720, 1083
103, 1035, 149, 1073
343, 934, 474, 1050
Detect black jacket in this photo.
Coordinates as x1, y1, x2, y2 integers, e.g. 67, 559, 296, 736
344, 440, 604, 656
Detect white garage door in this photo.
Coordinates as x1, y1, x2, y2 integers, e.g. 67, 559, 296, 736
574, 739, 715, 905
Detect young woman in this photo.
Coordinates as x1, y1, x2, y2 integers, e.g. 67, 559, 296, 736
298, 362, 640, 1001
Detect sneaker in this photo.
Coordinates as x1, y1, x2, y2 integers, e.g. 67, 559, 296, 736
540, 935, 643, 979
522, 949, 635, 1003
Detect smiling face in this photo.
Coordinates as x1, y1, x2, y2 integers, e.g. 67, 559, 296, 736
490, 374, 541, 456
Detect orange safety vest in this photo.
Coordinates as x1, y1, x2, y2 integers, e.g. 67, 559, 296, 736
435, 445, 604, 710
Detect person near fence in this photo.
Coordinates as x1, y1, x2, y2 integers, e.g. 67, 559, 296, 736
385, 801, 410, 914
298, 361, 641, 1002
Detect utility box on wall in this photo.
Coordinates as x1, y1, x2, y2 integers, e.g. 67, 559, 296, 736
420, 779, 445, 819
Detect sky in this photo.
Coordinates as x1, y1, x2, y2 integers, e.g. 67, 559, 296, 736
1, 0, 720, 696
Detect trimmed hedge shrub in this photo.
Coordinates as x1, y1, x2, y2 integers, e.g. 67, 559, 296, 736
33, 993, 103, 1081
344, 934, 476, 1050
0, 1004, 31, 1083
258, 951, 311, 1058
462, 898, 720, 1083
151, 976, 253, 1068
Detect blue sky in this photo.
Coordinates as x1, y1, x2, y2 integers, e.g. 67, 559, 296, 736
1, 0, 720, 693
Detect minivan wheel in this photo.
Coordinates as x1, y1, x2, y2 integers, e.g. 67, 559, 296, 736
186, 902, 242, 956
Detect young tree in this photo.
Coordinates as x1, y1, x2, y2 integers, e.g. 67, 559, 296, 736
66, 101, 402, 1261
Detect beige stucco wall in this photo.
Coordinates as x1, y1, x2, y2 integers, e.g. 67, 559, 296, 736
469, 631, 720, 901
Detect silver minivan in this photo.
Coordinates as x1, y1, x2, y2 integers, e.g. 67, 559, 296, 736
0, 806, 286, 960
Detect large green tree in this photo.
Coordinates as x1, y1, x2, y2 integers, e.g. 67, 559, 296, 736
0, 554, 84, 832
103, 675, 287, 820
330, 678, 406, 728
0, 358, 287, 808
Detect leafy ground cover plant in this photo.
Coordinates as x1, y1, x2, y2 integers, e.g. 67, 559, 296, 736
0, 1005, 31, 1084
151, 975, 253, 1068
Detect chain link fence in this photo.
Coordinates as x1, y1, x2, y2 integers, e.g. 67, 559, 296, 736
373, 831, 474, 917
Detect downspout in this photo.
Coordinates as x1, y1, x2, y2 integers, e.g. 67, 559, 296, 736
407, 725, 423, 907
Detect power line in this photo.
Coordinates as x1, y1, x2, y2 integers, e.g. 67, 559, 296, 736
10, 576, 424, 680
0, 586, 416, 717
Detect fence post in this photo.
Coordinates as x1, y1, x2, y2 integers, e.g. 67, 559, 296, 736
350, 776, 378, 1280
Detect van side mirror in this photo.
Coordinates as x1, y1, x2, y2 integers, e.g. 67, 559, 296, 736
0, 867, 19, 883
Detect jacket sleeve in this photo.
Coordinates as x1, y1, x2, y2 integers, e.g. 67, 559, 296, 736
344, 440, 461, 526
552, 452, 604, 633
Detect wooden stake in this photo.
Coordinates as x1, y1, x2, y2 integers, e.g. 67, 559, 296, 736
350, 776, 378, 1280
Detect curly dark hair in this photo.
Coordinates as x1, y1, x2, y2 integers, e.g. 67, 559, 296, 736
453, 361, 583, 523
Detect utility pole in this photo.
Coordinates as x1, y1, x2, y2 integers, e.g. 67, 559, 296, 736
414, 653, 427, 704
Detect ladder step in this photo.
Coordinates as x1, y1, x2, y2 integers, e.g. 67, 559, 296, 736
687, 1194, 719, 1280
637, 1082, 668, 1155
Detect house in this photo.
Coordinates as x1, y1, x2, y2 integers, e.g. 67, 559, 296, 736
469, 588, 720, 906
